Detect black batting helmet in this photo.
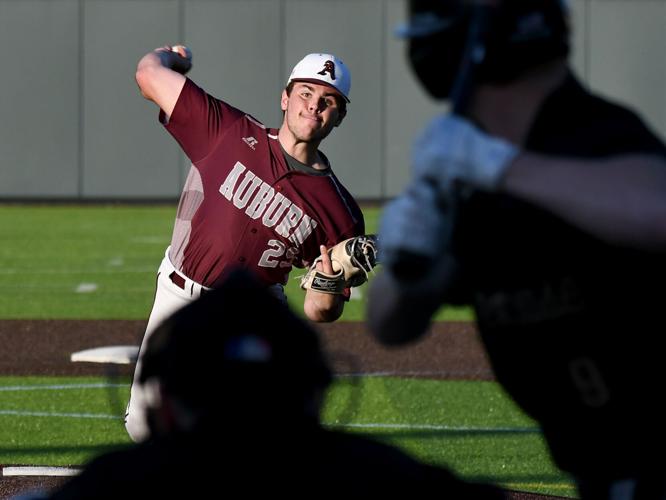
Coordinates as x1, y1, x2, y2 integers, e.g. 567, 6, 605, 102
398, 0, 571, 99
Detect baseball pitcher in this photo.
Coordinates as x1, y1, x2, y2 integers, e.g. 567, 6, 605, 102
127, 46, 377, 442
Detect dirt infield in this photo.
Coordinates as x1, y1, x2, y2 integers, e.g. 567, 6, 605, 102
0, 320, 568, 499
0, 319, 494, 379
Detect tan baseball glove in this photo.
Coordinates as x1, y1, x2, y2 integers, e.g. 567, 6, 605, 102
300, 235, 379, 294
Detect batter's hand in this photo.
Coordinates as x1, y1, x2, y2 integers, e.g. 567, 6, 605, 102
379, 178, 451, 280
413, 114, 519, 193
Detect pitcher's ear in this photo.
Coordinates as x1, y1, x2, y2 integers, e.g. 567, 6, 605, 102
281, 90, 289, 111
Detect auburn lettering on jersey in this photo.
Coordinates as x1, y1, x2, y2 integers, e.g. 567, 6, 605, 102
219, 161, 318, 246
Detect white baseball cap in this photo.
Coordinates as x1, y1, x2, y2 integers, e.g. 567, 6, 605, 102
287, 53, 351, 103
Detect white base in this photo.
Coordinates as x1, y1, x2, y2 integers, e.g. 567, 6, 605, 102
2, 466, 81, 477
70, 345, 139, 364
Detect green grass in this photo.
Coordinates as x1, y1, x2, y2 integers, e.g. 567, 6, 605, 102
0, 205, 171, 319
0, 375, 575, 497
324, 378, 575, 496
0, 204, 573, 497
0, 204, 472, 321
0, 376, 132, 465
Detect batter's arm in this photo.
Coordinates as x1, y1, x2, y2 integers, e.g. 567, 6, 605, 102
135, 46, 191, 119
367, 252, 460, 346
503, 153, 666, 251
424, 116, 666, 251
303, 245, 345, 323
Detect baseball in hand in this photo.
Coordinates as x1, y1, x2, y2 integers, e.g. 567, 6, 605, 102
168, 44, 192, 75
171, 45, 192, 61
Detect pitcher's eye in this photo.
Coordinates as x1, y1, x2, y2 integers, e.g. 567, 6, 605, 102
324, 97, 337, 108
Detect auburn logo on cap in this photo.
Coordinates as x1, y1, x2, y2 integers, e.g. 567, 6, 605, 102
317, 60, 336, 81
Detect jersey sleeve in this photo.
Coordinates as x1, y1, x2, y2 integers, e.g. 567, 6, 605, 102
336, 205, 366, 242
161, 78, 245, 163
328, 175, 366, 244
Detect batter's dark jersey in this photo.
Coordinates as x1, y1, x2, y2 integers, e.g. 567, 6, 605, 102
162, 79, 364, 288
46, 424, 507, 499
453, 74, 666, 477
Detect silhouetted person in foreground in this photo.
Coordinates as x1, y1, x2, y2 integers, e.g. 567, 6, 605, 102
43, 269, 506, 499
371, 1, 666, 498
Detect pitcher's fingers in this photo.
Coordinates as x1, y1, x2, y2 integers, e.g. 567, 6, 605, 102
318, 245, 334, 274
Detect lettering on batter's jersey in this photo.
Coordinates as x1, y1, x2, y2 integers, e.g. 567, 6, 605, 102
475, 276, 585, 328
219, 161, 318, 245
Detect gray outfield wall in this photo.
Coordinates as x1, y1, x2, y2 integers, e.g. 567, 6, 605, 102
0, 0, 664, 201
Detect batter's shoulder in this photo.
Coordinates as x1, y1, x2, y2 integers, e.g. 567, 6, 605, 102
530, 75, 666, 157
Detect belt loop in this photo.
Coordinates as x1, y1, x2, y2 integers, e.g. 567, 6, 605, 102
168, 271, 186, 290
168, 268, 209, 298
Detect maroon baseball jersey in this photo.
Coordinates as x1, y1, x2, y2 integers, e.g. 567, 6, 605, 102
161, 78, 364, 288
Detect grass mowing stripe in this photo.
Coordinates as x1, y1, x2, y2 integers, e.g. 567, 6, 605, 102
0, 268, 155, 274
0, 383, 127, 392
505, 482, 577, 492
325, 423, 541, 433
0, 410, 122, 419
0, 285, 154, 292
337, 371, 480, 378
0, 409, 537, 432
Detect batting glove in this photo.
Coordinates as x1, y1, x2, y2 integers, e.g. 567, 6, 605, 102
413, 114, 519, 193
378, 177, 453, 280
